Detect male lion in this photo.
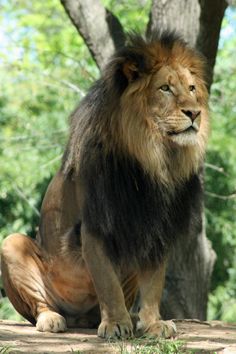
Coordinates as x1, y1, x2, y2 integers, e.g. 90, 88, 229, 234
1, 31, 209, 339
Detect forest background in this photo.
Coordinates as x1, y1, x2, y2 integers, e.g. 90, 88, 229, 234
0, 0, 235, 323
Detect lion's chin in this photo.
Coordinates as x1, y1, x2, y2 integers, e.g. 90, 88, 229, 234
168, 128, 199, 146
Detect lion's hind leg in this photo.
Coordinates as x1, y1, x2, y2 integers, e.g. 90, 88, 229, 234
1, 233, 67, 333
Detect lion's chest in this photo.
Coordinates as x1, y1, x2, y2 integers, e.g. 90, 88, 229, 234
81, 152, 202, 267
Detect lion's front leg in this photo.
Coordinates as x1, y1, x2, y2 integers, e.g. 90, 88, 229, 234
81, 226, 133, 339
137, 261, 176, 338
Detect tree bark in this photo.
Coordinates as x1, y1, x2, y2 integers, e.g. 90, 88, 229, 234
196, 0, 228, 88
60, 0, 227, 320
147, 0, 200, 47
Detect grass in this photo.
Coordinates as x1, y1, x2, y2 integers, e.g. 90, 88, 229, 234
70, 337, 210, 354
0, 346, 13, 354
113, 337, 188, 354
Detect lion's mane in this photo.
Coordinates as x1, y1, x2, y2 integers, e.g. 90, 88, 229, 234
62, 31, 209, 268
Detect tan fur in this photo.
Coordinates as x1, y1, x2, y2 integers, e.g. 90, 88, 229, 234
1, 34, 209, 340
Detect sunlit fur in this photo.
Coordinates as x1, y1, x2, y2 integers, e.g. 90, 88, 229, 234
63, 31, 209, 187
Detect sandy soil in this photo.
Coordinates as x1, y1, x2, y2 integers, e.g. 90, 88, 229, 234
0, 319, 236, 353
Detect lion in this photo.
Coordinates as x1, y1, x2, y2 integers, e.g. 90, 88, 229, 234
1, 31, 209, 339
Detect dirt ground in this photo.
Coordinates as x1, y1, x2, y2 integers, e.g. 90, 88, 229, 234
0, 319, 236, 353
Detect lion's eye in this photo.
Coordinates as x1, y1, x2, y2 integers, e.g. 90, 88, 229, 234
160, 85, 170, 92
189, 85, 196, 92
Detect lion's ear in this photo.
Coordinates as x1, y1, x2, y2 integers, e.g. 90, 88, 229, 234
122, 52, 146, 83
123, 61, 139, 82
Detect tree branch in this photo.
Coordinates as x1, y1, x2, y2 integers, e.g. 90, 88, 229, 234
196, 0, 228, 87
205, 191, 236, 200
12, 184, 40, 217
60, 0, 125, 70
205, 162, 228, 176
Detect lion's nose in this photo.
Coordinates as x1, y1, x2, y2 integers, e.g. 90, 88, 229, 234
182, 110, 201, 122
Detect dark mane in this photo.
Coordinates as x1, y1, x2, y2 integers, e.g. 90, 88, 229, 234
80, 148, 202, 268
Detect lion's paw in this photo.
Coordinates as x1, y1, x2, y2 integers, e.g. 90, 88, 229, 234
36, 311, 67, 333
98, 319, 133, 339
137, 320, 177, 338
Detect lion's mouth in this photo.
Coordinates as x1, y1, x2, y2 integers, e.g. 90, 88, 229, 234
168, 124, 199, 136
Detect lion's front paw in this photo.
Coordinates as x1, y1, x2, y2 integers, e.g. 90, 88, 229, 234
36, 311, 67, 333
137, 320, 177, 338
98, 319, 133, 339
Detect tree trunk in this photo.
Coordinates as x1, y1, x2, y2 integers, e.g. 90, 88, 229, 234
60, 0, 125, 70
60, 0, 227, 320
146, 0, 200, 47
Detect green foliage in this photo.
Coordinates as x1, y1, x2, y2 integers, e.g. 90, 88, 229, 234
0, 297, 23, 322
205, 9, 236, 322
103, 0, 151, 32
0, 0, 96, 245
0, 1, 235, 324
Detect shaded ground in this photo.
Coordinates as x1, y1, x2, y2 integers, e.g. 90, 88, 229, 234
0, 319, 236, 353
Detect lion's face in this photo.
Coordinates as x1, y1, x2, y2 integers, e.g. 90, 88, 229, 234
148, 65, 207, 146
117, 53, 209, 183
